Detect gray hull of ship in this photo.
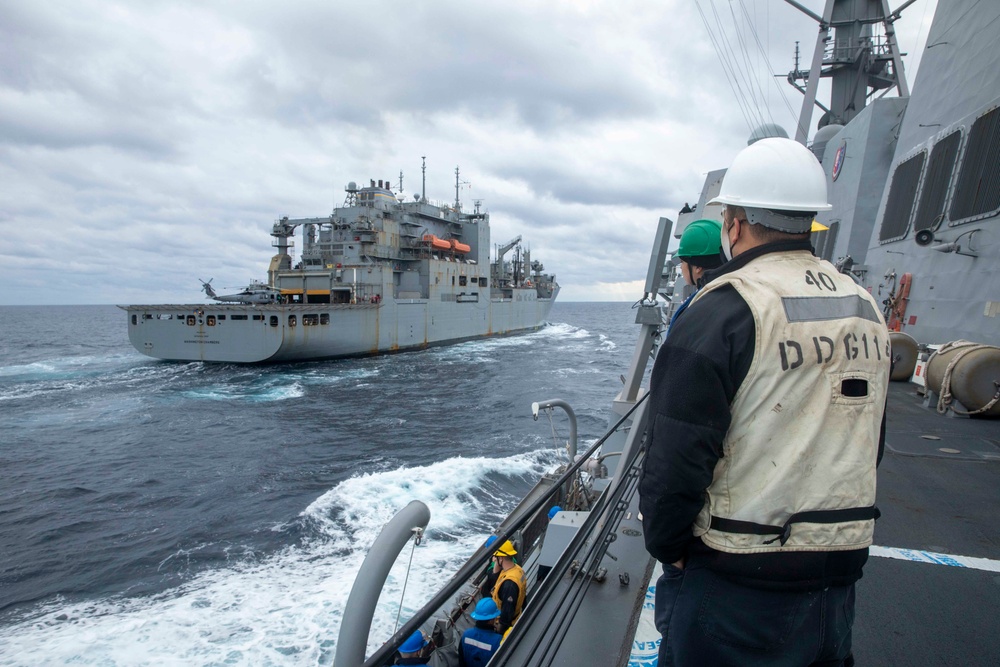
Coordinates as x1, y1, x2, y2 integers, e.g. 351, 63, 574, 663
123, 287, 558, 363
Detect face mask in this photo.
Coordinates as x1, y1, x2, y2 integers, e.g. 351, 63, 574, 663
721, 221, 734, 261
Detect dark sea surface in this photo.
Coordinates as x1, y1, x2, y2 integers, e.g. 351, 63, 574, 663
0, 302, 640, 665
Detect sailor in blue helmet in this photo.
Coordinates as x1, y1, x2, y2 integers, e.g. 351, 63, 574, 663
459, 598, 503, 667
396, 630, 430, 665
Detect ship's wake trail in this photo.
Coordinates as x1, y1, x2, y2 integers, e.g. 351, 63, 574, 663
0, 450, 559, 666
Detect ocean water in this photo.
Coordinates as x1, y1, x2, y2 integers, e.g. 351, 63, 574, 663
0, 302, 639, 665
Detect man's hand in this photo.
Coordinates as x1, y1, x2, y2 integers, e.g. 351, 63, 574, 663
671, 558, 685, 570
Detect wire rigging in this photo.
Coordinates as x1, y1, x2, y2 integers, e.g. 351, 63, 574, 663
736, 0, 802, 133
728, 0, 771, 126
709, 0, 767, 129
695, 0, 756, 133
696, 0, 806, 135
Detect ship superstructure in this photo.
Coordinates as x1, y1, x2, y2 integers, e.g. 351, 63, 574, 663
122, 167, 558, 363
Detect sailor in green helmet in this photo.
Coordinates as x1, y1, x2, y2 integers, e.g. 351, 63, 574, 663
668, 219, 724, 328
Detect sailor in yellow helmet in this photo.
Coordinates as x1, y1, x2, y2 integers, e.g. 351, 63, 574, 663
490, 540, 526, 633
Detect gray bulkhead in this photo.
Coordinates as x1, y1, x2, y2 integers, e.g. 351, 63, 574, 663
855, 0, 1000, 346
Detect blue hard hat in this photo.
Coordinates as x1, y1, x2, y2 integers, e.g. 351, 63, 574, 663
547, 505, 562, 520
399, 630, 428, 654
484, 535, 498, 548
470, 597, 501, 621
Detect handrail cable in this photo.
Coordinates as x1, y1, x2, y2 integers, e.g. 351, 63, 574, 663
491, 424, 649, 666
361, 393, 650, 666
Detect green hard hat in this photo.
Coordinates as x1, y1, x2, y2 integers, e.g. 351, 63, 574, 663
677, 219, 723, 259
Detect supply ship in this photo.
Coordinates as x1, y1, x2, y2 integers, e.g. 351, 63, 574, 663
121, 165, 558, 363
334, 1, 1000, 665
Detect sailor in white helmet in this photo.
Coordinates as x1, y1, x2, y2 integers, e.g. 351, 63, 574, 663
639, 137, 890, 667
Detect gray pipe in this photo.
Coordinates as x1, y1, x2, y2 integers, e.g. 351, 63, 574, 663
531, 399, 578, 460
334, 500, 431, 667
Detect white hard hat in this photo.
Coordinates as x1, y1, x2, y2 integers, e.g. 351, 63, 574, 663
708, 137, 832, 213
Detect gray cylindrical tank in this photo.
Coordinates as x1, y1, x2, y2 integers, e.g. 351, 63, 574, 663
926, 343, 1000, 417
889, 332, 919, 381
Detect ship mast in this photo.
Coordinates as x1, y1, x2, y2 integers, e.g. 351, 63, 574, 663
453, 166, 469, 211
785, 0, 911, 144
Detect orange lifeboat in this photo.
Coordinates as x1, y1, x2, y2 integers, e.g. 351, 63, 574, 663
422, 234, 452, 251
450, 239, 471, 253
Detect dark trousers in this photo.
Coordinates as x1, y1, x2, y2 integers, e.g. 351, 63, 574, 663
654, 563, 856, 667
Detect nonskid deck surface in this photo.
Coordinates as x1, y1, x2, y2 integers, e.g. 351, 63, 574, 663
853, 382, 1000, 666
631, 382, 1000, 666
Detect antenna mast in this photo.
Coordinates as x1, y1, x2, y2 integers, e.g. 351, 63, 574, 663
784, 0, 910, 144
453, 166, 469, 211
421, 156, 427, 203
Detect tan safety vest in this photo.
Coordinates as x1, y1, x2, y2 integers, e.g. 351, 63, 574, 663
690, 250, 890, 553
492, 564, 526, 619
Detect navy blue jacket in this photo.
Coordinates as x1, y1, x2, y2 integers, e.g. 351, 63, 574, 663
459, 626, 502, 667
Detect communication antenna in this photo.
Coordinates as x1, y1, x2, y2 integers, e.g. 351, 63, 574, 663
421, 156, 427, 203
454, 166, 469, 211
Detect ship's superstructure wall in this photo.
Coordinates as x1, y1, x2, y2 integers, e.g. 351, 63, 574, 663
803, 0, 1000, 347
856, 0, 1000, 346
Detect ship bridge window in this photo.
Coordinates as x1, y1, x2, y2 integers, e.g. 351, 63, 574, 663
217, 315, 226, 321
131, 314, 137, 325
252, 314, 263, 321
187, 315, 196, 326
914, 130, 961, 233
950, 106, 1000, 222
288, 315, 297, 327
459, 275, 467, 286
320, 313, 330, 325
878, 151, 926, 242
207, 315, 216, 326
270, 316, 279, 327
231, 314, 248, 321
143, 313, 154, 320
303, 314, 319, 326
479, 277, 488, 287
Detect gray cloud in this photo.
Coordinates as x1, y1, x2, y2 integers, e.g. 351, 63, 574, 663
0, 0, 938, 305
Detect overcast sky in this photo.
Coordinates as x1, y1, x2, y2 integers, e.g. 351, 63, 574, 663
1, 0, 938, 305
